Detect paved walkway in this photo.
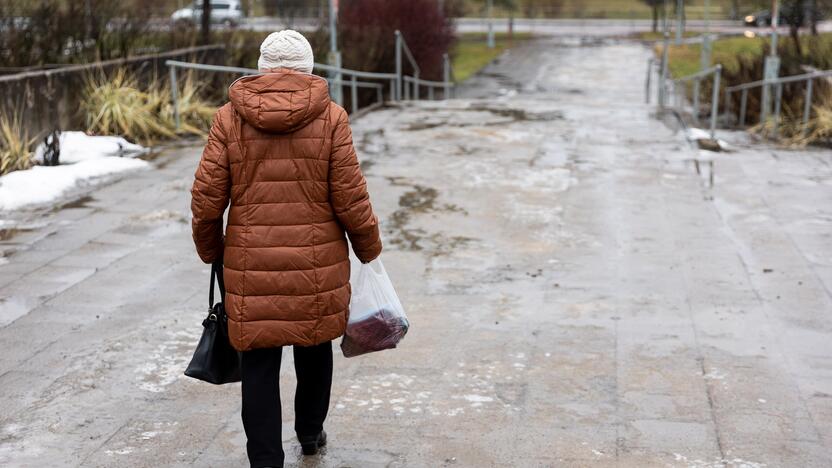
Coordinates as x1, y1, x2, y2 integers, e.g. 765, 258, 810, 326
1, 38, 831, 467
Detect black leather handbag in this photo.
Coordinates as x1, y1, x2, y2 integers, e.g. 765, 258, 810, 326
184, 261, 241, 384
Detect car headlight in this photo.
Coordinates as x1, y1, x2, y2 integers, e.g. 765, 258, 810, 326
745, 15, 755, 22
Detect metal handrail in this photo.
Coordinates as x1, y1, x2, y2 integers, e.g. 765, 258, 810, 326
166, 60, 386, 129
167, 30, 456, 129
396, 31, 421, 76
724, 68, 832, 138
725, 69, 832, 92
313, 62, 397, 81
394, 30, 454, 101
672, 65, 722, 83
657, 64, 722, 139
403, 75, 447, 87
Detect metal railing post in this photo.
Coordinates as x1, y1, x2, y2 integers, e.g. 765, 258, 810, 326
710, 65, 721, 139
404, 77, 410, 100
334, 51, 343, 105
802, 78, 813, 138
395, 30, 402, 101
693, 78, 700, 121
739, 88, 748, 127
169, 64, 180, 131
761, 82, 770, 124
350, 75, 358, 114
443, 53, 451, 99
428, 86, 434, 100
645, 58, 654, 104
773, 82, 783, 138
414, 71, 420, 100
723, 89, 731, 125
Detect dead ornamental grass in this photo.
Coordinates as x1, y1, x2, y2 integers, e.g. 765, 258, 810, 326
0, 112, 35, 176
82, 68, 217, 146
752, 87, 832, 147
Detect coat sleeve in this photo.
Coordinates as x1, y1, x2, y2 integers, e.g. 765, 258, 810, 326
190, 107, 231, 264
328, 107, 382, 263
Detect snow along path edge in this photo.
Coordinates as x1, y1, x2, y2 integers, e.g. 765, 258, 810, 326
0, 157, 150, 212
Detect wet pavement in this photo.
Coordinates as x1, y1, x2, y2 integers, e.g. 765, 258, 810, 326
1, 38, 831, 467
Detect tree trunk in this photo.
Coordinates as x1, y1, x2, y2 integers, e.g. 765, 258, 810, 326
810, 0, 818, 35
652, 5, 658, 32
201, 0, 211, 45
790, 24, 802, 56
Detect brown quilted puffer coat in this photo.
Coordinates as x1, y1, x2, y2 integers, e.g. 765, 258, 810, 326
190, 69, 382, 352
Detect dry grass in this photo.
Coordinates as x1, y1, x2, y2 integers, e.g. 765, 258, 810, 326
158, 73, 217, 136
752, 87, 832, 147
82, 68, 217, 145
0, 112, 35, 176
82, 68, 175, 144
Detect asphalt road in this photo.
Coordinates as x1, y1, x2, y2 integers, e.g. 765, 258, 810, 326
237, 16, 832, 36
1, 37, 831, 467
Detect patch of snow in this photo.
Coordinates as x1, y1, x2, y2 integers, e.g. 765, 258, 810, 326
671, 453, 766, 468
0, 157, 148, 211
703, 368, 726, 380
461, 394, 494, 403
685, 127, 712, 141
34, 131, 147, 164
135, 327, 200, 393
105, 447, 135, 456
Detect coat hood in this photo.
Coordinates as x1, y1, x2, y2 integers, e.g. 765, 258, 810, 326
228, 70, 331, 134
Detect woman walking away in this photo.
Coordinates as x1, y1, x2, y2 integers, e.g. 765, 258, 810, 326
190, 30, 382, 468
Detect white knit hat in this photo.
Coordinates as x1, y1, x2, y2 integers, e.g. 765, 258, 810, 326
257, 30, 314, 74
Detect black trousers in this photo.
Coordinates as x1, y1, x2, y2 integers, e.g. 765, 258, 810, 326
241, 341, 333, 468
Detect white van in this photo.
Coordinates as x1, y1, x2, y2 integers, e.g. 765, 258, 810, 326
171, 0, 244, 27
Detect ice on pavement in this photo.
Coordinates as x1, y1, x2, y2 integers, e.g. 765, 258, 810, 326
0, 157, 149, 211
33, 131, 147, 164
685, 127, 712, 141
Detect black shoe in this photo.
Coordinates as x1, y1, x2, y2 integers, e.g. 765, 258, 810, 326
298, 430, 327, 456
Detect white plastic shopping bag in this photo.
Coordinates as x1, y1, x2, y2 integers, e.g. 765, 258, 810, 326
341, 258, 409, 357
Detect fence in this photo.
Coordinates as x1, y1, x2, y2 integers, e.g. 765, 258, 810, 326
647, 57, 722, 139
0, 45, 224, 141
724, 69, 832, 138
647, 34, 832, 142
166, 30, 455, 131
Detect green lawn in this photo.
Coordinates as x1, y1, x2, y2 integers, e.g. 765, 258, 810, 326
459, 0, 741, 20
660, 32, 832, 79
451, 32, 533, 82
632, 31, 700, 42
662, 35, 768, 78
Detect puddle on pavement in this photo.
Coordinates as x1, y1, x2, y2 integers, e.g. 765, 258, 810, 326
0, 296, 42, 327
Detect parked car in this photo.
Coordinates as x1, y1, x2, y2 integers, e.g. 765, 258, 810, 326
744, 10, 778, 27
171, 0, 244, 27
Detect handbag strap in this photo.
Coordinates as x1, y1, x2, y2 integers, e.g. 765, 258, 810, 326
209, 261, 226, 308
